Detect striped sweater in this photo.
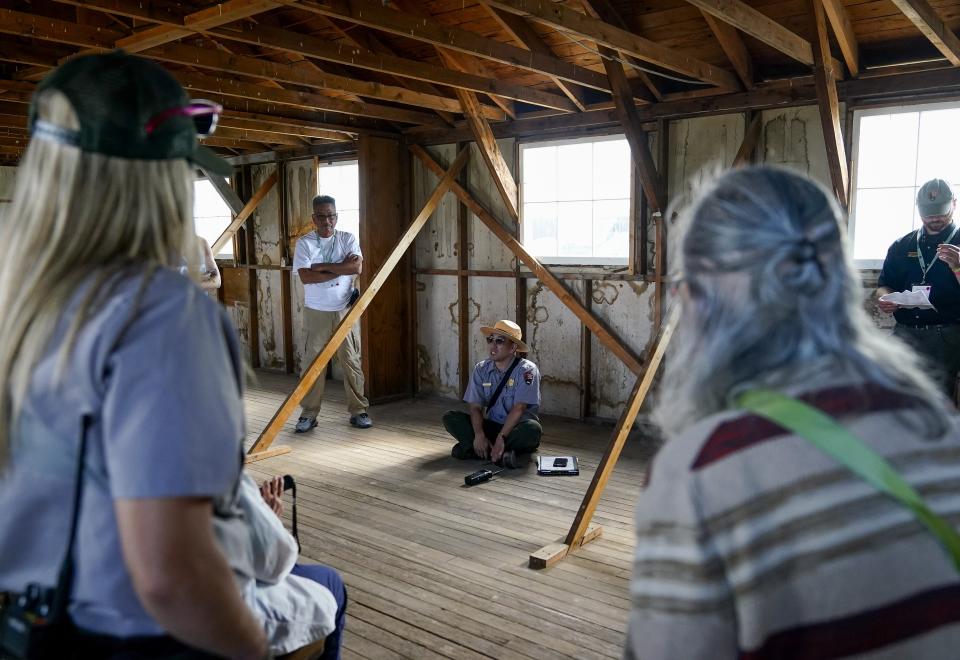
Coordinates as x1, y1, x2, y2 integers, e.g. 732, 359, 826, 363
625, 382, 960, 660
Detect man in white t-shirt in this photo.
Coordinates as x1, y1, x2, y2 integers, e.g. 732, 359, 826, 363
292, 195, 372, 431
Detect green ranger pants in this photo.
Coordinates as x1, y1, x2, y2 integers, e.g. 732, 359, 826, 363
442, 410, 542, 458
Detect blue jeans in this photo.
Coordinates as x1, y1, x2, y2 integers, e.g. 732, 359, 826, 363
291, 564, 347, 660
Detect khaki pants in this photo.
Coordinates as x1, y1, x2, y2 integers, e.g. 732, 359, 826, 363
300, 307, 369, 417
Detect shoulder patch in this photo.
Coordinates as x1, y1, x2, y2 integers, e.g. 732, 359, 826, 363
523, 369, 535, 385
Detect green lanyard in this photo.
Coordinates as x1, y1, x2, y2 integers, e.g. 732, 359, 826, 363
916, 224, 959, 283
736, 389, 960, 572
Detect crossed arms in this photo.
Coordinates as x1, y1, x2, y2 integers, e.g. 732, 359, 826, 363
298, 254, 362, 285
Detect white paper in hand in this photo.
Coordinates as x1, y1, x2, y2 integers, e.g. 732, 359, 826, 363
879, 289, 935, 309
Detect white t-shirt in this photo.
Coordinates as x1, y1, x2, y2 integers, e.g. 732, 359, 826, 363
293, 230, 362, 311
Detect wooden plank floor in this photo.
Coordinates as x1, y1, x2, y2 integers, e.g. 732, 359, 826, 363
243, 371, 657, 660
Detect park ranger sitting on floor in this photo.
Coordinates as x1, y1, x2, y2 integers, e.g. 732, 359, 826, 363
443, 320, 542, 469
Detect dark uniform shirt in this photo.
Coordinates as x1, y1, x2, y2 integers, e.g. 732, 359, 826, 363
878, 223, 960, 326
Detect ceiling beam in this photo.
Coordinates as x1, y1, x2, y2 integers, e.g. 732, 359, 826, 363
217, 116, 353, 141
482, 5, 590, 110
700, 11, 754, 89
213, 125, 309, 146
176, 70, 445, 125
298, 0, 612, 93
0, 8, 124, 48
886, 0, 960, 66
210, 22, 578, 111
115, 0, 288, 53
144, 42, 505, 120
577, 0, 661, 102
819, 0, 860, 76
486, 0, 741, 90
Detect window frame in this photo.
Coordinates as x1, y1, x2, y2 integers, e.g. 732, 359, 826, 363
193, 174, 234, 258
848, 99, 960, 269
518, 133, 635, 268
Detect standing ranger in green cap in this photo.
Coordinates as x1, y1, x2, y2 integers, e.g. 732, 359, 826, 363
877, 178, 960, 396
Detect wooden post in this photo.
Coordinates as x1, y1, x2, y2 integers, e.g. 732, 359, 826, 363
580, 279, 593, 420
411, 145, 645, 376
457, 143, 471, 396
529, 306, 679, 569
247, 147, 470, 457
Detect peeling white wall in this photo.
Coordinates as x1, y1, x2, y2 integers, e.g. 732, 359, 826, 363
0, 166, 15, 222
760, 106, 837, 191
250, 164, 285, 370
416, 274, 460, 398
525, 280, 582, 416
286, 159, 316, 375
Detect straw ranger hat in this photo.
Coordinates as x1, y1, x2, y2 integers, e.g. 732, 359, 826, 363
479, 319, 529, 352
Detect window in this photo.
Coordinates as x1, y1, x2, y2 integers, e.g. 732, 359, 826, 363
317, 160, 360, 238
850, 102, 960, 267
520, 135, 631, 265
194, 178, 233, 257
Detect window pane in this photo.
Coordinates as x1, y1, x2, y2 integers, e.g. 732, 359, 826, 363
593, 139, 630, 200
523, 202, 558, 257
916, 108, 960, 186
193, 179, 233, 257
522, 146, 557, 203
593, 199, 630, 259
556, 142, 593, 201
855, 113, 918, 189
557, 201, 593, 257
852, 187, 917, 261
337, 209, 360, 237
317, 160, 360, 237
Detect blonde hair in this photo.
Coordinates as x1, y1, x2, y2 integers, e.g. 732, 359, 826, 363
0, 90, 196, 468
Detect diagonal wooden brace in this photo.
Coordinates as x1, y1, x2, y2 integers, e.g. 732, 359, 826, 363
410, 145, 644, 376
212, 171, 278, 255
247, 146, 470, 455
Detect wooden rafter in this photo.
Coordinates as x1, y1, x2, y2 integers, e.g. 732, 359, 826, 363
248, 147, 471, 457
176, 71, 445, 126
810, 0, 849, 207
578, 0, 662, 102
299, 0, 612, 94
144, 42, 504, 121
700, 11, 754, 89
412, 145, 645, 376
218, 116, 351, 141
483, 5, 590, 110
200, 168, 245, 216
487, 0, 741, 90
211, 23, 579, 111
820, 0, 860, 77
886, 0, 960, 66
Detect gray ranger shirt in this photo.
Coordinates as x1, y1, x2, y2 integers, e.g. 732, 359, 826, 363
463, 357, 541, 424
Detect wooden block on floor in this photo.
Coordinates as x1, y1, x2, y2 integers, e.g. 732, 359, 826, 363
529, 542, 569, 569
528, 523, 604, 569
245, 445, 293, 463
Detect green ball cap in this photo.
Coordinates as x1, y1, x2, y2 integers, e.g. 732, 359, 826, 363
29, 50, 231, 177
917, 178, 955, 218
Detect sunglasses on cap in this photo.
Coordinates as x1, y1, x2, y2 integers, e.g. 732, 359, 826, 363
144, 99, 222, 137
486, 335, 510, 346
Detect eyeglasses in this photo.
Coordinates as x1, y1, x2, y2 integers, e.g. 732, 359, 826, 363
486, 335, 508, 346
144, 99, 222, 137
313, 212, 338, 220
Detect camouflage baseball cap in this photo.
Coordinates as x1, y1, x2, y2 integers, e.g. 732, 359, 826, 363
917, 178, 955, 217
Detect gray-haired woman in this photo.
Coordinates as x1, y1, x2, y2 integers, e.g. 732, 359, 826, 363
626, 166, 960, 659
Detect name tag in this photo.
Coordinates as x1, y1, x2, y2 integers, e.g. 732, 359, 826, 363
913, 285, 932, 296
482, 382, 491, 387
908, 251, 918, 257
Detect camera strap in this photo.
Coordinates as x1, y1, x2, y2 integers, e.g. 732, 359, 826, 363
485, 357, 521, 416
50, 416, 92, 622
282, 475, 300, 553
